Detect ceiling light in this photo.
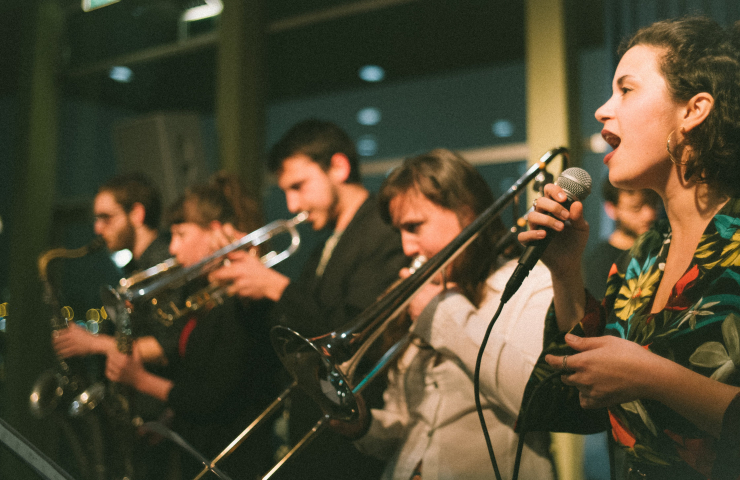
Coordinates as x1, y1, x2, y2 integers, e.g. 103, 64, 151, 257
109, 66, 133, 83
82, 0, 120, 12
491, 120, 514, 138
357, 107, 382, 126
181, 0, 223, 22
358, 65, 385, 82
357, 135, 378, 156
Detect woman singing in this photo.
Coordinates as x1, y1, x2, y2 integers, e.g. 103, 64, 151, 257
518, 16, 740, 479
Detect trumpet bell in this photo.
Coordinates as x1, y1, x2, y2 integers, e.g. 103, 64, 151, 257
271, 327, 359, 423
29, 368, 66, 418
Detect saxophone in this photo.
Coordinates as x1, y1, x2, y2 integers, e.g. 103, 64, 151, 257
99, 284, 137, 480
30, 237, 106, 418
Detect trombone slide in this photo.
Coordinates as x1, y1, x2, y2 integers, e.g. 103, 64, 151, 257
192, 383, 296, 480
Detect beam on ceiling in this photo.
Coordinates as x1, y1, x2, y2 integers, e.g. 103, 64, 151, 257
65, 0, 421, 78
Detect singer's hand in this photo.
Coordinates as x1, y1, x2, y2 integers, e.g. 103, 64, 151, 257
545, 334, 652, 409
518, 183, 590, 276
519, 183, 590, 331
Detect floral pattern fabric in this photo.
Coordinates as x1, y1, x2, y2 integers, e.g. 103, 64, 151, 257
518, 197, 740, 479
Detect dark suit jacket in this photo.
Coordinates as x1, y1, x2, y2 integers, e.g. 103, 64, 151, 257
273, 194, 408, 337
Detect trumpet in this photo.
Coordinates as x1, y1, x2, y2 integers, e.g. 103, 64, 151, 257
117, 211, 309, 324
189, 147, 570, 480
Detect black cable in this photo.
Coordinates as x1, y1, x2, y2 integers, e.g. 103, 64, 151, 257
474, 300, 505, 480
475, 300, 563, 480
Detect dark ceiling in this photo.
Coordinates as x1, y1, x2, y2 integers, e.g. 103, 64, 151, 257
1, 0, 604, 114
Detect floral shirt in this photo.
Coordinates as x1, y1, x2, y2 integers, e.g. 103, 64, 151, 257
518, 198, 740, 479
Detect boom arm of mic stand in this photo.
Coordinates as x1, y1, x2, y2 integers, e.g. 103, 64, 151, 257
143, 421, 235, 480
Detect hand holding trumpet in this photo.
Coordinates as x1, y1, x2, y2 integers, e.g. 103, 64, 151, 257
207, 222, 291, 301
203, 215, 304, 302
208, 250, 291, 302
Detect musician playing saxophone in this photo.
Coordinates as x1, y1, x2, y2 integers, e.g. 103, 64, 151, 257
342, 149, 557, 480
105, 174, 281, 479
53, 172, 174, 367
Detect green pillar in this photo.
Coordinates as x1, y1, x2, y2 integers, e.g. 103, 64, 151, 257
525, 1, 584, 479
217, 0, 266, 203
4, 1, 64, 478
525, 0, 582, 200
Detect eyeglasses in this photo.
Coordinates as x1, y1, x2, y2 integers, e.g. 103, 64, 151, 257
94, 210, 125, 224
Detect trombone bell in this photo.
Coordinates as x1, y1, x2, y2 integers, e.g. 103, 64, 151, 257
271, 328, 359, 422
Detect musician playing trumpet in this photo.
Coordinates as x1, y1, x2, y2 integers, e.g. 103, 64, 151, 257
209, 119, 407, 480
341, 149, 556, 480
105, 174, 281, 479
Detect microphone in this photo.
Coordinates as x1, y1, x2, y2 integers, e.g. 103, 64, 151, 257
501, 167, 592, 304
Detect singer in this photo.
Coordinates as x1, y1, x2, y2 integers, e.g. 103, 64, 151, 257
518, 16, 740, 480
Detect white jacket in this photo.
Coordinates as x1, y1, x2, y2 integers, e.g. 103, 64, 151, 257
355, 259, 556, 480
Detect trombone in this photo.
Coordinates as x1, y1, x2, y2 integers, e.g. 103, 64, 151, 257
190, 147, 570, 480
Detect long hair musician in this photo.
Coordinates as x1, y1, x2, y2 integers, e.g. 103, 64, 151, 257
105, 173, 281, 479
336, 149, 556, 480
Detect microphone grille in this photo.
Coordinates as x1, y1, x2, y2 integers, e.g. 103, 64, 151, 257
556, 167, 592, 202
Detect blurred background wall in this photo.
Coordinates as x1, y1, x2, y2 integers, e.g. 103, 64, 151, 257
1, 1, 740, 479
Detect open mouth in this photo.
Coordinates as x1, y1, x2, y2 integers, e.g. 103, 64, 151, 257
602, 131, 621, 150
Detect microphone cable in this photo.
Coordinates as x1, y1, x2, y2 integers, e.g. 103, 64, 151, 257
474, 300, 506, 480
474, 300, 563, 480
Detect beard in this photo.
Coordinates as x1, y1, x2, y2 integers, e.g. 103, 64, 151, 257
313, 184, 341, 231
328, 184, 340, 226
111, 218, 136, 252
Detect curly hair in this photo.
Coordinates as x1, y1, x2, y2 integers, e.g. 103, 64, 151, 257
620, 16, 740, 197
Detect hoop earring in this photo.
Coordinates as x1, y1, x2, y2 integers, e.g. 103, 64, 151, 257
667, 129, 688, 166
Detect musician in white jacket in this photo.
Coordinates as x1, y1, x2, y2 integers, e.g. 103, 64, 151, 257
346, 149, 556, 480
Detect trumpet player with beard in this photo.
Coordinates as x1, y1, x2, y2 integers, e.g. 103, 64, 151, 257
105, 173, 281, 479
341, 149, 556, 480
209, 119, 407, 480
